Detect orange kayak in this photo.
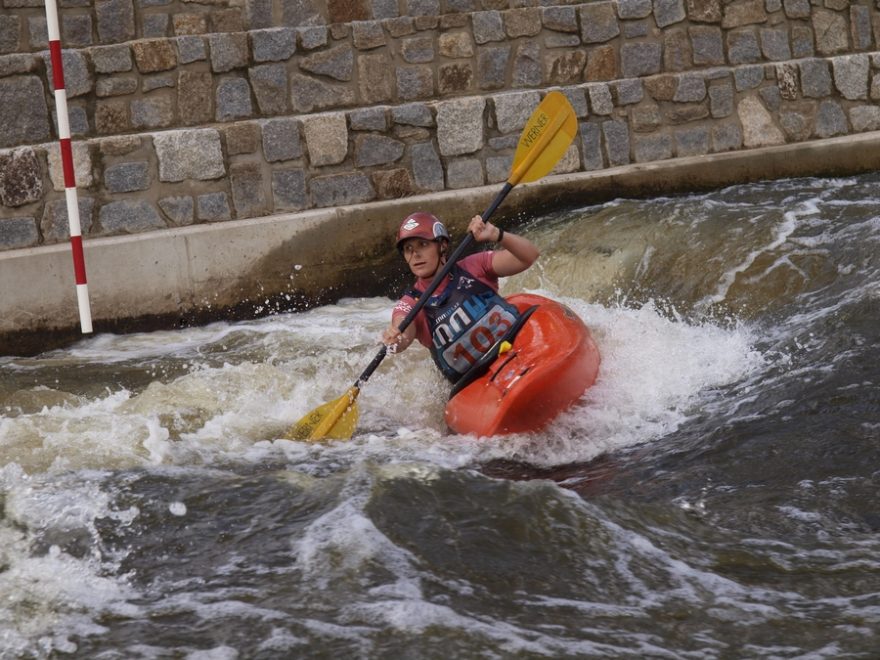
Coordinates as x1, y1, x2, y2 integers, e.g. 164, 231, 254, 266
445, 293, 600, 437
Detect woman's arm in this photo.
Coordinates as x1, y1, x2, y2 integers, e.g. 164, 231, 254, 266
467, 215, 539, 277
381, 315, 417, 353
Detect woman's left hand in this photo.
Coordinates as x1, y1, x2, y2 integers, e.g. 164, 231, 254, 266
468, 215, 500, 243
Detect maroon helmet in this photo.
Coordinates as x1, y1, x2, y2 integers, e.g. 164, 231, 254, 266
396, 212, 450, 252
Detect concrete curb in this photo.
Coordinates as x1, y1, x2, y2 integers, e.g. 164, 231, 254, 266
3, 131, 880, 355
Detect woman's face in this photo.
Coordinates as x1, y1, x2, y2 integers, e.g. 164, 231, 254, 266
401, 238, 442, 278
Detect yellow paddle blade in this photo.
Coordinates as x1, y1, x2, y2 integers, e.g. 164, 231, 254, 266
510, 90, 578, 186
285, 386, 360, 442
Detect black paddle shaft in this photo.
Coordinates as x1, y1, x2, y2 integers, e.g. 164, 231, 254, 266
354, 182, 515, 387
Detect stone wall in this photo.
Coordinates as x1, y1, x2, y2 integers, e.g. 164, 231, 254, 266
2, 0, 880, 251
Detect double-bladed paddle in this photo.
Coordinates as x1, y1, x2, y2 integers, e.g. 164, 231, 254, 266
286, 91, 579, 441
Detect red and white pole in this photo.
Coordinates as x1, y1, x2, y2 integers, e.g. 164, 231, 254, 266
45, 0, 92, 333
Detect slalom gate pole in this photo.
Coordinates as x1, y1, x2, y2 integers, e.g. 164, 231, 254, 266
44, 0, 93, 333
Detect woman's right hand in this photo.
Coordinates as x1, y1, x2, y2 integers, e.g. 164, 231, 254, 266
382, 324, 403, 353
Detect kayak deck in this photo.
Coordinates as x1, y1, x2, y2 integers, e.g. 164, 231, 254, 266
444, 293, 600, 437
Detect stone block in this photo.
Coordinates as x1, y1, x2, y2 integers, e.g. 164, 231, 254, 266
0, 16, 20, 55
618, 0, 652, 19
477, 45, 510, 90
686, 0, 722, 23
722, 0, 767, 28
27, 16, 47, 50
143, 14, 169, 39
446, 158, 484, 189
437, 97, 484, 156
402, 36, 435, 64
758, 85, 781, 112
512, 42, 542, 88
850, 105, 880, 132
493, 91, 540, 133
586, 45, 618, 81
799, 58, 832, 98
588, 84, 614, 115
42, 49, 92, 98
612, 80, 643, 106
158, 195, 195, 226
624, 20, 650, 39
172, 13, 206, 36
357, 54, 394, 104
250, 64, 289, 115
373, 0, 400, 19
153, 129, 225, 182
96, 0, 135, 44
675, 126, 710, 156
631, 102, 662, 132
473, 11, 504, 44
281, 0, 323, 27
0, 217, 39, 250
545, 34, 581, 49
230, 163, 267, 219
196, 193, 231, 222
371, 168, 414, 199
549, 144, 580, 175
411, 141, 444, 191
814, 99, 848, 138
690, 26, 724, 65
350, 107, 388, 131
224, 122, 261, 156
354, 134, 405, 167
656, 0, 687, 28
789, 26, 814, 59
216, 78, 253, 122
272, 169, 307, 211
143, 75, 175, 93
734, 64, 764, 90
812, 9, 849, 56
208, 33, 249, 73
95, 99, 130, 134
709, 82, 734, 117
580, 121, 604, 170
178, 71, 213, 125
760, 28, 792, 61
261, 117, 304, 163
392, 103, 433, 127
251, 28, 297, 63
298, 26, 328, 50
851, 5, 872, 51
486, 155, 512, 183
0, 54, 40, 78
41, 197, 95, 242
776, 63, 799, 101
47, 141, 92, 191
603, 120, 631, 166
505, 8, 541, 38
310, 172, 375, 207
62, 14, 93, 47
96, 76, 138, 97
727, 28, 761, 64
579, 2, 619, 44
327, 0, 368, 22
302, 113, 348, 167
833, 54, 870, 101
98, 200, 165, 235
439, 62, 474, 94
711, 121, 743, 152
674, 73, 707, 102
0, 77, 50, 149
545, 51, 587, 86
301, 45, 354, 81
664, 29, 692, 72
0, 148, 42, 208
542, 6, 577, 32
634, 133, 673, 163
132, 39, 177, 74
782, 0, 810, 19
171, 38, 205, 66
291, 74, 356, 113
621, 43, 662, 78
738, 96, 784, 147
131, 95, 174, 129
438, 32, 473, 59
213, 9, 244, 33
352, 20, 386, 50
397, 65, 434, 100
104, 161, 150, 193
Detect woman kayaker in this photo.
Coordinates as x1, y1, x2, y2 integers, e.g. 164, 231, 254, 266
381, 211, 540, 383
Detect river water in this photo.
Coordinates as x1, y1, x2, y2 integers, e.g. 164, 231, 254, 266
1, 173, 878, 658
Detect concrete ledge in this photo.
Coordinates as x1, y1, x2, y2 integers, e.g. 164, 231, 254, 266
3, 131, 880, 356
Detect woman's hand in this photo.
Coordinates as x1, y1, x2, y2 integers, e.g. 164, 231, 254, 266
468, 215, 501, 243
381, 322, 415, 354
